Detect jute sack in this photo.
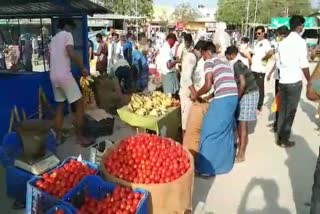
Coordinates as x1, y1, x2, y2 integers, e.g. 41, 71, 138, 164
93, 76, 126, 114
183, 102, 209, 159
100, 142, 194, 214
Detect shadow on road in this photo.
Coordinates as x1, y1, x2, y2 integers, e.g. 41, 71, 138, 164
285, 134, 317, 214
193, 176, 215, 211
238, 178, 290, 214
300, 99, 320, 129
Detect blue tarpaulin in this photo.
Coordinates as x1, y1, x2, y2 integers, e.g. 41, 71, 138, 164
0, 72, 55, 142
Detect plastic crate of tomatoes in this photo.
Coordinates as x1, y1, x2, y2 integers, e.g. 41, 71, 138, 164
46, 203, 75, 214
26, 157, 98, 214
63, 175, 149, 214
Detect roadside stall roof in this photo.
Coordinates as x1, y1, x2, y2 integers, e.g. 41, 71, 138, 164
89, 14, 145, 20
0, 0, 112, 18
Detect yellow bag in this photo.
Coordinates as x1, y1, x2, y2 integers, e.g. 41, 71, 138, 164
271, 93, 281, 113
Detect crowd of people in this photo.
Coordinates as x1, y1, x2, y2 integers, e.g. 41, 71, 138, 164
47, 15, 320, 213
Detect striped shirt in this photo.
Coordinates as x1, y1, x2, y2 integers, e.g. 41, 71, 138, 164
204, 57, 238, 99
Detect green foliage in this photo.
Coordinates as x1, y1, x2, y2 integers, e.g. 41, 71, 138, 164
171, 3, 198, 21
105, 0, 154, 18
217, 0, 316, 25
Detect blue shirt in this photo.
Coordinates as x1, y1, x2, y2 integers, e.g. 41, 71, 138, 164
123, 41, 133, 65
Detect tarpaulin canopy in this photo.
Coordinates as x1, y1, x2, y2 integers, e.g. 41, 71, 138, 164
0, 0, 111, 18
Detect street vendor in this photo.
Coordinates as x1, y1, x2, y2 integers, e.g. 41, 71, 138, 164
49, 18, 91, 146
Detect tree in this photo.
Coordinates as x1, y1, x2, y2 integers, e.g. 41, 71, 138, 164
171, 3, 197, 21
216, 0, 315, 25
105, 0, 154, 19
159, 10, 169, 31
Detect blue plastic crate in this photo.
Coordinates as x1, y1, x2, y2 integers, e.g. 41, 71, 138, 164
6, 166, 34, 202
63, 176, 149, 214
46, 203, 76, 214
26, 157, 99, 214
0, 131, 56, 167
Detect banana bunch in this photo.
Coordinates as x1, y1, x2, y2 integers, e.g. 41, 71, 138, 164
80, 76, 94, 110
127, 92, 175, 117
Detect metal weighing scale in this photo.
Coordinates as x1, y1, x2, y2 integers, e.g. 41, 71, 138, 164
13, 119, 60, 175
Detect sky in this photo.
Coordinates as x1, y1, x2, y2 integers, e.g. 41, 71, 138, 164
154, 0, 218, 8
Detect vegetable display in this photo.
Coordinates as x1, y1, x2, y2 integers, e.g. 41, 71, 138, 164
127, 92, 179, 117
35, 159, 96, 198
77, 186, 144, 214
104, 134, 190, 184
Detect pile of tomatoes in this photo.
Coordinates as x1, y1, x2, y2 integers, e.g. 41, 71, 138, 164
78, 186, 144, 214
36, 159, 97, 198
104, 134, 190, 184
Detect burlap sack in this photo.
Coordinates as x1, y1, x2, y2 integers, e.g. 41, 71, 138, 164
93, 76, 128, 114
100, 142, 194, 214
183, 102, 209, 159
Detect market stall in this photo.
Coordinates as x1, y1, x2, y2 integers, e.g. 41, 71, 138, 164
117, 92, 181, 141
0, 0, 110, 209
0, 0, 110, 142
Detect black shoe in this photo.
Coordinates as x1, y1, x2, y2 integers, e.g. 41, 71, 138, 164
277, 139, 295, 148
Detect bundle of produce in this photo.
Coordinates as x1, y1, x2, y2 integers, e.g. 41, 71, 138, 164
101, 134, 194, 213
35, 159, 97, 198
127, 91, 179, 117
80, 76, 95, 110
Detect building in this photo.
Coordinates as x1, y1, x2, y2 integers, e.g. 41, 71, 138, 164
150, 4, 216, 33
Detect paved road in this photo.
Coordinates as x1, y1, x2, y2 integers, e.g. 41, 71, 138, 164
193, 63, 320, 214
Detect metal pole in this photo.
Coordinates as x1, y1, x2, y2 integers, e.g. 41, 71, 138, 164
135, 0, 138, 41
245, 0, 250, 36
252, 0, 258, 44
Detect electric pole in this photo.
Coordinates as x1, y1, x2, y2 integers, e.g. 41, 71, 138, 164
245, 0, 250, 36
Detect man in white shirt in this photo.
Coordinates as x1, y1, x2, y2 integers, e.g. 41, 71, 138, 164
267, 26, 289, 132
277, 15, 311, 148
156, 33, 179, 97
49, 18, 90, 146
251, 26, 273, 112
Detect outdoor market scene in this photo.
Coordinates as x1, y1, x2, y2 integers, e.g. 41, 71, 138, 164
1, 0, 320, 214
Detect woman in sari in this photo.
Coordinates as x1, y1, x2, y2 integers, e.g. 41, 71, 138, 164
193, 41, 238, 176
